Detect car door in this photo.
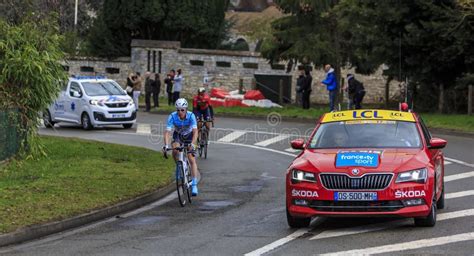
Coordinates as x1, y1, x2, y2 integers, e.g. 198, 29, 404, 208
51, 81, 69, 121
419, 116, 443, 198
65, 82, 83, 123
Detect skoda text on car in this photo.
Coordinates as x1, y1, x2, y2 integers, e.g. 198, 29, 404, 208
43, 76, 136, 130
286, 109, 447, 228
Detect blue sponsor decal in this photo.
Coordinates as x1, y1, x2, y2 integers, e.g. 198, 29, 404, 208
71, 102, 76, 111
336, 152, 379, 167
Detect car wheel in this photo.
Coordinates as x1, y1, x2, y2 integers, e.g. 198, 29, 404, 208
414, 201, 437, 227
122, 124, 133, 129
43, 110, 55, 128
437, 184, 445, 210
81, 112, 93, 130
286, 207, 311, 228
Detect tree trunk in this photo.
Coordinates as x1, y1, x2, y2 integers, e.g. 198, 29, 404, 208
385, 76, 392, 109
438, 83, 444, 113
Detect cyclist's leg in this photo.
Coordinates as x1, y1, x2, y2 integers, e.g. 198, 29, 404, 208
204, 108, 211, 131
171, 132, 181, 161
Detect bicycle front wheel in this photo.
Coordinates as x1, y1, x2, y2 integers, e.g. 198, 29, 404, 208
185, 161, 193, 203
176, 162, 187, 207
203, 129, 209, 159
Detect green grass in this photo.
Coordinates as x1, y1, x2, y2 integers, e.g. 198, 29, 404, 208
146, 96, 473, 133
0, 136, 175, 234
420, 113, 474, 133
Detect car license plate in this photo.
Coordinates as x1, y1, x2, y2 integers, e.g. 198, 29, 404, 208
112, 114, 126, 118
334, 192, 378, 201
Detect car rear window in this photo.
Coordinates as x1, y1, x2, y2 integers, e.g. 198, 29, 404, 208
308, 120, 422, 149
82, 81, 126, 96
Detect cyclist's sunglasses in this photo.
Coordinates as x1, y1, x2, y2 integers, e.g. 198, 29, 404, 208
176, 108, 186, 112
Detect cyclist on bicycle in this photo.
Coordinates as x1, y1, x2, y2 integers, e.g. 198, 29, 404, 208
163, 98, 200, 196
193, 87, 213, 132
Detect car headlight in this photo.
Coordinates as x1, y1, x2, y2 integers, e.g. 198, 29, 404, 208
89, 100, 104, 106
128, 99, 134, 106
291, 169, 317, 183
396, 168, 428, 183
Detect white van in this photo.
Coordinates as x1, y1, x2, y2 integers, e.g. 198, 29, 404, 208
43, 76, 136, 130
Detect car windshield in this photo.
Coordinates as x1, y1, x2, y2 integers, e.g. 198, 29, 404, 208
308, 120, 422, 149
82, 81, 126, 96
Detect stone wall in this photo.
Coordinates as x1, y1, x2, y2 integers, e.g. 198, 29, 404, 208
62, 57, 131, 87
64, 40, 403, 105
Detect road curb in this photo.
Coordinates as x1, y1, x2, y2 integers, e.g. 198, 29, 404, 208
0, 181, 175, 248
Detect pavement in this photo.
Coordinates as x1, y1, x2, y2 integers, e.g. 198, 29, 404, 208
1, 111, 473, 255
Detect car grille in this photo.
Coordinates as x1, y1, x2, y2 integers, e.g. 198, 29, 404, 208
308, 200, 404, 212
320, 173, 392, 190
105, 102, 128, 108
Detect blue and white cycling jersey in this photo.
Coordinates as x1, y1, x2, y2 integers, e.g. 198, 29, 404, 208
166, 111, 197, 135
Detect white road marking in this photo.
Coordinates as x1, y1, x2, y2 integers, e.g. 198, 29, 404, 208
445, 160, 452, 165
254, 135, 290, 147
212, 141, 297, 158
284, 147, 300, 153
136, 123, 151, 134
320, 232, 474, 256
310, 207, 474, 241
445, 157, 474, 168
217, 131, 247, 142
244, 229, 309, 256
445, 171, 474, 182
438, 209, 474, 220
445, 190, 474, 199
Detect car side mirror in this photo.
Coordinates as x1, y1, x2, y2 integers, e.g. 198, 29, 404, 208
291, 139, 305, 150
429, 138, 447, 149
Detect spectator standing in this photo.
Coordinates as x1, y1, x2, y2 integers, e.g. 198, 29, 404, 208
301, 69, 313, 109
164, 70, 174, 106
152, 73, 161, 108
296, 69, 305, 106
132, 72, 142, 111
346, 74, 365, 109
173, 69, 184, 103
144, 71, 153, 112
321, 64, 337, 111
126, 72, 134, 97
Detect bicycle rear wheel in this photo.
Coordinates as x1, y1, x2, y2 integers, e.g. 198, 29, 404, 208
176, 162, 187, 207
203, 129, 209, 159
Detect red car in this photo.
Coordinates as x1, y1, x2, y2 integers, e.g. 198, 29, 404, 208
286, 109, 447, 228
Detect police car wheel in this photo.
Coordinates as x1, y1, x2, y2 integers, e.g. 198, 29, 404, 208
43, 110, 55, 128
286, 207, 311, 228
122, 124, 133, 129
81, 113, 93, 130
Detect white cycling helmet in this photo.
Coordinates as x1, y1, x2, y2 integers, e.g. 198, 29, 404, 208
175, 98, 188, 109
198, 87, 206, 93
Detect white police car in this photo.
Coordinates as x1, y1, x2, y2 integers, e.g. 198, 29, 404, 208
43, 76, 136, 130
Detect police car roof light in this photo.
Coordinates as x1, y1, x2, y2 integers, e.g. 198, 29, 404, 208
72, 75, 107, 80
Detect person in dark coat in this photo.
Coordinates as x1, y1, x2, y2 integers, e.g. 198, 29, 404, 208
164, 70, 174, 106
296, 69, 305, 106
301, 69, 313, 109
152, 73, 161, 108
347, 74, 365, 109
144, 71, 153, 112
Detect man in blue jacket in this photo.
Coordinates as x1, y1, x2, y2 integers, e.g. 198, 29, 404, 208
321, 64, 337, 111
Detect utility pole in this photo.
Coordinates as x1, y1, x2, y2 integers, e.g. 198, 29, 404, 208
74, 0, 78, 28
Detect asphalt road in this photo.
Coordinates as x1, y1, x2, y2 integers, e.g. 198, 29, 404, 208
1, 112, 474, 256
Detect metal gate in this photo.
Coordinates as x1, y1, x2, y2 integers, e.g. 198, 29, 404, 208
254, 74, 292, 104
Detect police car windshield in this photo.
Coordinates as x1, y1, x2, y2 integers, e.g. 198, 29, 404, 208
82, 81, 126, 96
309, 120, 422, 149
